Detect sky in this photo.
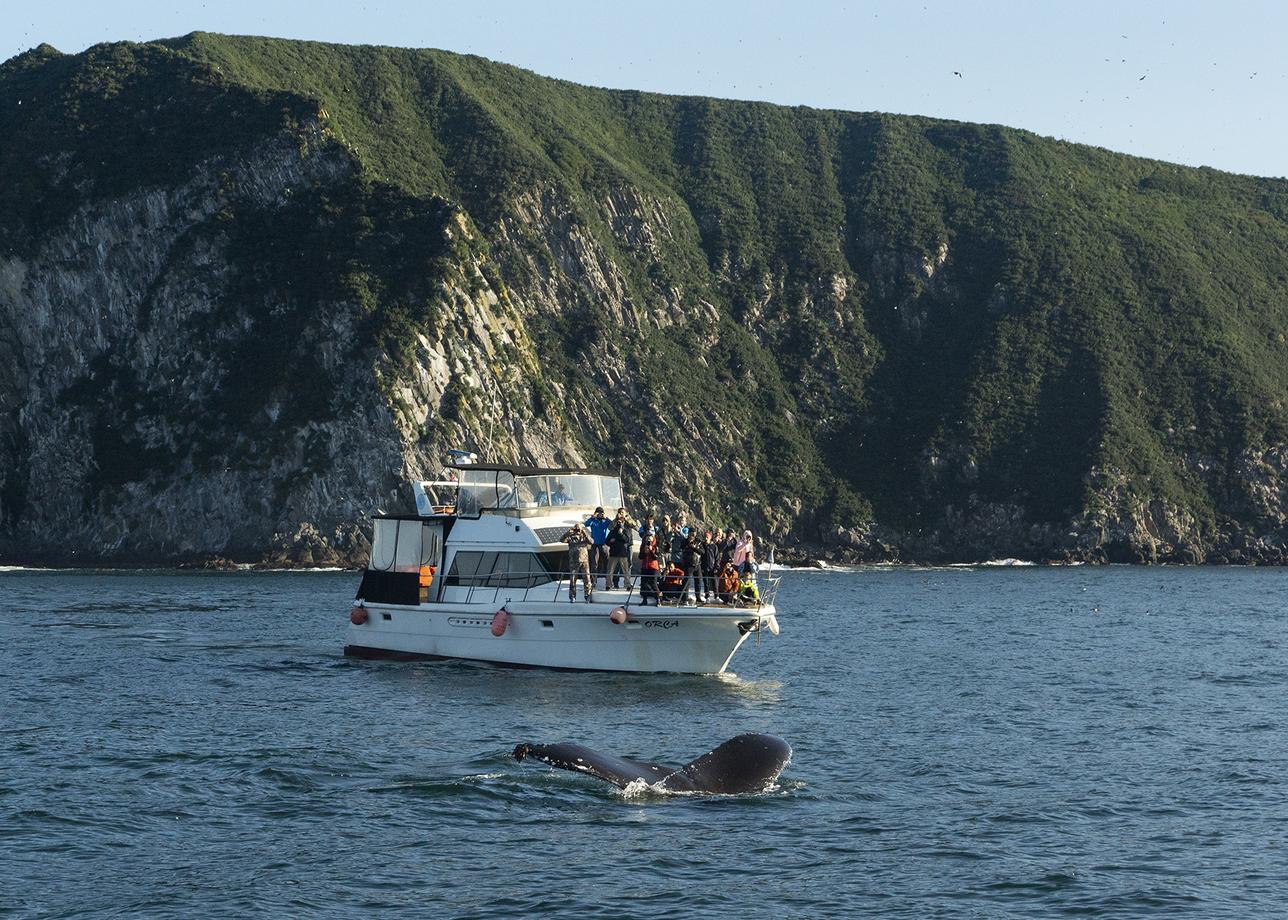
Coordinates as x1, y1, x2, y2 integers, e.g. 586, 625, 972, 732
5, 0, 1285, 178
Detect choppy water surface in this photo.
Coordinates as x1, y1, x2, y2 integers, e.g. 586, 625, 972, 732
3, 567, 1288, 917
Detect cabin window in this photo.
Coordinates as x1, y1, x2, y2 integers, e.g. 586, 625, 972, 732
445, 551, 558, 588
369, 519, 423, 572
455, 469, 517, 517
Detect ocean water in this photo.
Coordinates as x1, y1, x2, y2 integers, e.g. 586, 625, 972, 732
3, 566, 1287, 918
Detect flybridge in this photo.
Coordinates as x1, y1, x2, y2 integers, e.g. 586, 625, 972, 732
410, 464, 623, 519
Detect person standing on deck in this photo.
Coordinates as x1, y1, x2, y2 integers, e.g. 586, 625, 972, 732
719, 528, 738, 569
700, 529, 721, 604
638, 536, 662, 605
636, 512, 658, 580
560, 522, 595, 603
585, 506, 612, 588
606, 509, 633, 590
732, 529, 757, 575
680, 528, 704, 607
658, 514, 674, 564
668, 515, 690, 570
676, 513, 692, 539
638, 513, 660, 553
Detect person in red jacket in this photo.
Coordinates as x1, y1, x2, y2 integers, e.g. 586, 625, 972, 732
661, 562, 685, 604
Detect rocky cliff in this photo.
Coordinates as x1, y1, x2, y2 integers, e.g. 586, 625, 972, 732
3, 34, 1288, 566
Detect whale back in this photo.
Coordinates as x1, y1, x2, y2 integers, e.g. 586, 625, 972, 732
659, 733, 792, 794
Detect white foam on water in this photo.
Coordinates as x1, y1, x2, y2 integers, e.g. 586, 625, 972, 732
259, 566, 349, 573
619, 778, 659, 798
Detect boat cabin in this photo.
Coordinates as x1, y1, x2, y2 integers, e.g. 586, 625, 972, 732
357, 464, 623, 607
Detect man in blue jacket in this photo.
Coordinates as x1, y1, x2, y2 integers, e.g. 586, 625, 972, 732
585, 506, 612, 589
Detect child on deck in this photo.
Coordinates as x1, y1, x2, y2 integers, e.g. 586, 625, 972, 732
661, 563, 685, 604
717, 562, 740, 604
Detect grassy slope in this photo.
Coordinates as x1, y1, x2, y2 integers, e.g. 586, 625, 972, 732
6, 32, 1288, 549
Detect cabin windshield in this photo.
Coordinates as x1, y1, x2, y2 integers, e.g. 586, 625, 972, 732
451, 468, 622, 517
514, 473, 622, 515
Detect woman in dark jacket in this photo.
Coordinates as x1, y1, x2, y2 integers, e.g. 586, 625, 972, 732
606, 512, 633, 589
719, 528, 738, 569
699, 530, 721, 603
680, 529, 704, 606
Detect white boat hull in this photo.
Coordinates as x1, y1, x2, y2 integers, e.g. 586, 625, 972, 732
344, 597, 778, 674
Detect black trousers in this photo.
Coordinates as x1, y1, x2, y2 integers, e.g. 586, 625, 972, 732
639, 574, 660, 603
590, 544, 610, 580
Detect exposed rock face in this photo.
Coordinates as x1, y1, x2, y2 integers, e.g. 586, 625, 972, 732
0, 124, 399, 564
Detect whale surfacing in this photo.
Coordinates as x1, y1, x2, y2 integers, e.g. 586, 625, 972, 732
512, 732, 791, 794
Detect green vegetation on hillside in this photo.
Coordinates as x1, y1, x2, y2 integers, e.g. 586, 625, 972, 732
5, 32, 1288, 559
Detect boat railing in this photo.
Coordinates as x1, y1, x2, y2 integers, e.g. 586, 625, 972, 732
453, 565, 782, 611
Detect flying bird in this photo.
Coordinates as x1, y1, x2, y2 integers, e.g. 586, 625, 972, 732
953, 70, 962, 78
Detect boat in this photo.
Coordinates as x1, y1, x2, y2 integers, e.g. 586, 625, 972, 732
343, 462, 781, 673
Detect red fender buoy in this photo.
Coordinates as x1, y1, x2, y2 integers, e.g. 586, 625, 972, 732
350, 606, 368, 625
609, 606, 628, 625
491, 608, 510, 637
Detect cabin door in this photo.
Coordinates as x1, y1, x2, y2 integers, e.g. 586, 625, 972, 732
420, 523, 445, 602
